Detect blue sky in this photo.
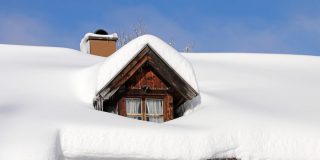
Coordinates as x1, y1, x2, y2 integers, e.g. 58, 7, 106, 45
1, 0, 320, 55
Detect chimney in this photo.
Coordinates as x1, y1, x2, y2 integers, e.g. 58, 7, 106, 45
80, 29, 118, 57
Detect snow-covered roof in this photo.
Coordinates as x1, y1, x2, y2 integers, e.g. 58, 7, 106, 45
1, 37, 320, 159
96, 34, 199, 94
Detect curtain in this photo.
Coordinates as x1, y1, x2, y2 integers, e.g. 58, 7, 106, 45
146, 99, 164, 123
126, 98, 141, 119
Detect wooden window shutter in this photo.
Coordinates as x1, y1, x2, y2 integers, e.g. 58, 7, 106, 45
118, 97, 126, 116
164, 95, 173, 121
167, 95, 173, 120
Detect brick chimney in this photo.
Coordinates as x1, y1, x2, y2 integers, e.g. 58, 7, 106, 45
80, 29, 118, 57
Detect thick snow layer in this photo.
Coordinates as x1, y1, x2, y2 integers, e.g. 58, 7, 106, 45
1, 41, 320, 160
80, 33, 118, 54
96, 34, 199, 93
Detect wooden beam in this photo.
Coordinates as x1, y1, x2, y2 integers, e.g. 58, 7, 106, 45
145, 48, 198, 100
99, 46, 151, 99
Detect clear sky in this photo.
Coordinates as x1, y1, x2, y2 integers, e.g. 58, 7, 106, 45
1, 0, 320, 56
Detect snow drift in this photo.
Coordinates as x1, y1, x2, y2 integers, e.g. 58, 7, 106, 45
1, 35, 320, 160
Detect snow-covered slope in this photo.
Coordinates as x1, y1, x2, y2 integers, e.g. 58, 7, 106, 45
1, 41, 320, 160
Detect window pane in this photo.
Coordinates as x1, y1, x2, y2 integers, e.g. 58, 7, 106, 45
146, 99, 163, 114
146, 98, 164, 123
126, 98, 141, 114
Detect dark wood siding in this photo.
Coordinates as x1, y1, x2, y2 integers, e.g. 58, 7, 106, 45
116, 66, 173, 122
126, 67, 168, 90
118, 97, 126, 116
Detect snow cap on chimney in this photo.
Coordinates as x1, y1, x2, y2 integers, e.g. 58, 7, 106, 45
80, 29, 118, 57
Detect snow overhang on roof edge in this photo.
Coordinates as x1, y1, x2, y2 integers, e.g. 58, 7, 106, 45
95, 34, 199, 95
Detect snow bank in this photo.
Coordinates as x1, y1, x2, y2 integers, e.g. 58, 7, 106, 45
96, 34, 199, 93
61, 124, 236, 160
1, 39, 320, 160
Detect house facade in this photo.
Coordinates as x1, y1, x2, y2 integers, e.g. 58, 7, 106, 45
81, 30, 199, 123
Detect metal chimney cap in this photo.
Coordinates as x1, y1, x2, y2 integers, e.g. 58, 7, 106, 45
94, 29, 108, 35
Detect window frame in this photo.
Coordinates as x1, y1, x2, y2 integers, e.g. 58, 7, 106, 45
125, 98, 143, 120
123, 96, 165, 122
145, 98, 164, 122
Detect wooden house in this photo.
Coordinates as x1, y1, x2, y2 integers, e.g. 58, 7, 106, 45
82, 30, 199, 123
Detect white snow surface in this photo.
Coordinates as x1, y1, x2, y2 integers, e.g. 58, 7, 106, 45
96, 34, 199, 93
1, 38, 320, 159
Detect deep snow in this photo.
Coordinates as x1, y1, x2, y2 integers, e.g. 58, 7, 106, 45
1, 35, 320, 160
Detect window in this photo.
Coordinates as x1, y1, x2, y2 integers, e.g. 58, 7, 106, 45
146, 98, 164, 123
125, 98, 164, 123
125, 98, 142, 120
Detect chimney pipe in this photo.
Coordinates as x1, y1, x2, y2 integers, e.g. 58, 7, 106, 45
80, 29, 118, 57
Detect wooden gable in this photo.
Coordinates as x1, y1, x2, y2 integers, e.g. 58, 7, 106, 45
94, 45, 198, 121
115, 66, 174, 121
126, 66, 168, 90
